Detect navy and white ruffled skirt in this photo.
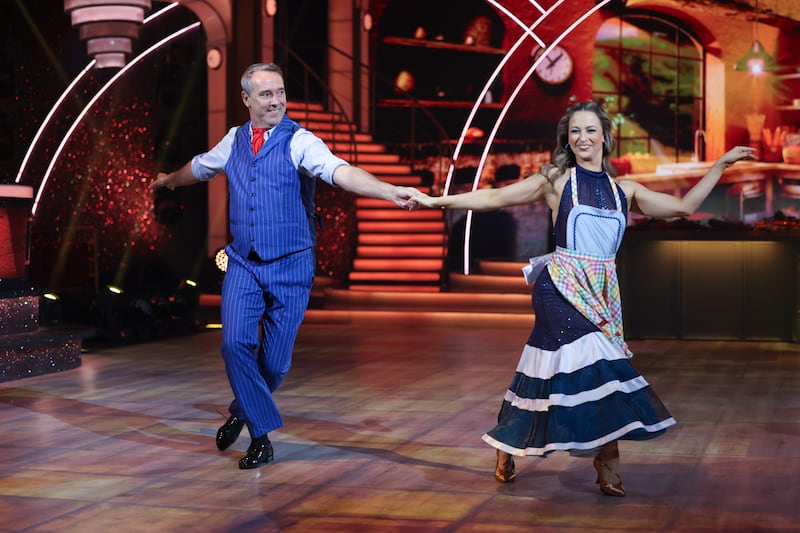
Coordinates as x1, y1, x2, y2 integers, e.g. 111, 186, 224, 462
482, 269, 675, 457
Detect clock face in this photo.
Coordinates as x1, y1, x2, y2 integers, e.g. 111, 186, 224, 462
532, 45, 573, 85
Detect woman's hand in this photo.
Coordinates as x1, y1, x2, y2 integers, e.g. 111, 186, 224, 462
412, 191, 442, 209
718, 146, 758, 168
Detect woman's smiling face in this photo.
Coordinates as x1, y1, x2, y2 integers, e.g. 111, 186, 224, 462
567, 110, 604, 168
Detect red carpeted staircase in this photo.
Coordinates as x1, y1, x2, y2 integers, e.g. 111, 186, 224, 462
289, 101, 446, 293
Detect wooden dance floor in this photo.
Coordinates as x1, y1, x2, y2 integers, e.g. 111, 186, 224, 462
0, 320, 798, 532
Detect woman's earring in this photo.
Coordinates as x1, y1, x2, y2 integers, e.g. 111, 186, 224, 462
565, 143, 570, 151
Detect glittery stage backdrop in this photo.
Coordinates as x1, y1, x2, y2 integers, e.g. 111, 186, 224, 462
14, 4, 212, 314
314, 182, 358, 280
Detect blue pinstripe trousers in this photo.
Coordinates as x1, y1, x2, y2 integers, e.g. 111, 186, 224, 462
219, 245, 315, 439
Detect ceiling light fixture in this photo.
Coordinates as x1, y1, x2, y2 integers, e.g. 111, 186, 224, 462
733, 0, 777, 75
64, 0, 152, 69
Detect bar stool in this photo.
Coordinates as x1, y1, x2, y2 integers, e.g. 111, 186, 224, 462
776, 177, 800, 215
725, 180, 764, 221
778, 177, 800, 200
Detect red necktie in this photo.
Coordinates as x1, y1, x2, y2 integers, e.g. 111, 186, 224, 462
252, 128, 267, 155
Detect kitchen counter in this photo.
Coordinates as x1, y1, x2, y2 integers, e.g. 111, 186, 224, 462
621, 161, 800, 182
618, 227, 800, 342
620, 162, 800, 215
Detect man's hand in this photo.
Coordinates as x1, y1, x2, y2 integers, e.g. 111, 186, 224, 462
148, 163, 198, 191
148, 172, 173, 191
390, 186, 421, 210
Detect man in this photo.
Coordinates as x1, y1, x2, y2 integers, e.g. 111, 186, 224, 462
149, 62, 419, 469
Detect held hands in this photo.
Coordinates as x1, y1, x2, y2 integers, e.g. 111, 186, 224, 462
391, 188, 445, 210
411, 191, 441, 209
390, 186, 424, 210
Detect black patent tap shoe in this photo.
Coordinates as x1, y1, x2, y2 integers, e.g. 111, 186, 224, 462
239, 437, 274, 469
216, 415, 245, 451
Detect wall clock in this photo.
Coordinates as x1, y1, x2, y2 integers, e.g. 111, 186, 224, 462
531, 45, 574, 85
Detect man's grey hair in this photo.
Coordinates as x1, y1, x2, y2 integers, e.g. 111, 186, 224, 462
241, 63, 284, 95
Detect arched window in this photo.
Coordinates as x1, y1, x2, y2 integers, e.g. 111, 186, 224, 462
593, 14, 704, 163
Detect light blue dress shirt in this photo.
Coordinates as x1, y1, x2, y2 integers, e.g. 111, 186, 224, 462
190, 124, 348, 186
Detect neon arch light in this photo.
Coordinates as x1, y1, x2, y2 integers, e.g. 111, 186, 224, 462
15, 2, 180, 189
14, 60, 96, 185
31, 20, 199, 216
449, 0, 613, 275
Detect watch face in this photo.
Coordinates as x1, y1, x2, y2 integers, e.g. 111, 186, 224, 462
532, 45, 573, 85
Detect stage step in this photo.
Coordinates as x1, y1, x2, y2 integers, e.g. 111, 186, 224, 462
356, 245, 445, 258
448, 273, 530, 294
0, 291, 93, 383
314, 131, 374, 143
316, 132, 374, 144
303, 309, 534, 329
300, 120, 359, 132
342, 153, 402, 164
356, 209, 443, 221
323, 289, 530, 313
0, 326, 91, 383
352, 258, 443, 271
357, 197, 411, 208
289, 110, 343, 122
358, 221, 445, 233
476, 260, 529, 277
330, 142, 386, 154
358, 233, 445, 246
348, 271, 442, 282
287, 101, 324, 112
345, 284, 442, 293
358, 163, 414, 175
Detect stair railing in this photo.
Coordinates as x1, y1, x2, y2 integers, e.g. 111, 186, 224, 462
275, 41, 454, 290
324, 43, 452, 188
274, 40, 360, 166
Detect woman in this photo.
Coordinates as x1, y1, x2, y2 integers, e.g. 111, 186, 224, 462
413, 101, 757, 496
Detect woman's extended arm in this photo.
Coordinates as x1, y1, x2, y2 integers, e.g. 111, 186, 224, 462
618, 146, 757, 219
415, 171, 555, 211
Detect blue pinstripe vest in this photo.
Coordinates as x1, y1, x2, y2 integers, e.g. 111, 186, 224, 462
225, 115, 316, 262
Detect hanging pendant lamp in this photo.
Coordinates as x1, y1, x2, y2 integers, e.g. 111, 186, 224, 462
734, 39, 778, 74
733, 0, 777, 75
64, 0, 152, 69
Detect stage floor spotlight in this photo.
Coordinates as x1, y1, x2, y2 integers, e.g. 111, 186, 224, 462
40, 292, 63, 326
